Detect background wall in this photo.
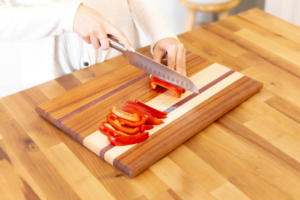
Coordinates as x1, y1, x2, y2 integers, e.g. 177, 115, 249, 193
0, 0, 265, 98
265, 0, 300, 26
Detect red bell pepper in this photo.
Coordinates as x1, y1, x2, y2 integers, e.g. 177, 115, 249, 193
149, 75, 185, 98
122, 103, 164, 125
126, 100, 162, 118
141, 124, 154, 132
119, 116, 146, 127
108, 131, 149, 146
110, 106, 140, 122
135, 100, 167, 116
99, 122, 129, 137
107, 113, 140, 135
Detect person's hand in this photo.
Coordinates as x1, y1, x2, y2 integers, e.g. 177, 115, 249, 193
153, 38, 186, 76
73, 5, 133, 51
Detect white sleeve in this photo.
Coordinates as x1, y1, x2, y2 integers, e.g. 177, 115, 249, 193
0, 1, 82, 42
127, 0, 178, 53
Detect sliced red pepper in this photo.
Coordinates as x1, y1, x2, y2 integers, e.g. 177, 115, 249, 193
107, 113, 140, 135
126, 100, 160, 118
150, 75, 184, 98
99, 122, 129, 137
142, 124, 154, 130
122, 103, 164, 125
119, 116, 146, 127
154, 114, 167, 119
135, 100, 167, 116
108, 132, 149, 146
140, 124, 154, 132
110, 106, 140, 122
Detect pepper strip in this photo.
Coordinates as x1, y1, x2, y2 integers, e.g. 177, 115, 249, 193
119, 117, 146, 127
149, 76, 186, 98
135, 100, 167, 116
99, 122, 129, 137
107, 113, 141, 135
122, 103, 164, 125
108, 131, 149, 146
110, 106, 140, 122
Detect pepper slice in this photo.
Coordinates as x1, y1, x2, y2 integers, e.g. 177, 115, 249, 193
140, 124, 154, 132
110, 106, 140, 122
108, 132, 149, 146
135, 100, 167, 116
126, 100, 159, 118
150, 75, 185, 98
123, 103, 164, 125
99, 122, 129, 137
107, 113, 140, 135
119, 116, 146, 127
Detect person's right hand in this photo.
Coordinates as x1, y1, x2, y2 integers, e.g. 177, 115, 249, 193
73, 5, 133, 51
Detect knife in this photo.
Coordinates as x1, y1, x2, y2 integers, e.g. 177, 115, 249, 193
108, 37, 199, 93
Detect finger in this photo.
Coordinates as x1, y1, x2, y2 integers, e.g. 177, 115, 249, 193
96, 26, 109, 50
182, 48, 187, 76
175, 43, 186, 75
153, 49, 165, 63
107, 34, 118, 41
82, 36, 92, 44
91, 30, 100, 49
167, 44, 177, 70
107, 25, 133, 51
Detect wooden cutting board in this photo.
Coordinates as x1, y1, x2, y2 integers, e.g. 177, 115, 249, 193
36, 52, 262, 178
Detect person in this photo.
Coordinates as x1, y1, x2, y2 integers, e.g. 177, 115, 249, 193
0, 0, 186, 88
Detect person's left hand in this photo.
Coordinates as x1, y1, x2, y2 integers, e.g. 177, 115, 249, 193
153, 38, 186, 76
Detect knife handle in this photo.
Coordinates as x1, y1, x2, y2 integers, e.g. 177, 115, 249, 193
108, 36, 127, 53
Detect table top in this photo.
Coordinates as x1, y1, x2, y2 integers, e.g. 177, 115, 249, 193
1, 8, 300, 200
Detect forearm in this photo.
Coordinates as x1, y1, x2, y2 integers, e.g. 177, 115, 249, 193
128, 0, 178, 51
0, 1, 82, 42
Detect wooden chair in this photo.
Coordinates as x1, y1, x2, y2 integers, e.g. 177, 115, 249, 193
180, 0, 240, 31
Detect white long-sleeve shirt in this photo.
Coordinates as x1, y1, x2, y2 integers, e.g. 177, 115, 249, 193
0, 0, 178, 88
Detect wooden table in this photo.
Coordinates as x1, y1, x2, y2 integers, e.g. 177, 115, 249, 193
1, 8, 300, 200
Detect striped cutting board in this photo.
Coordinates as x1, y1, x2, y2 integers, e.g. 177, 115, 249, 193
36, 52, 262, 178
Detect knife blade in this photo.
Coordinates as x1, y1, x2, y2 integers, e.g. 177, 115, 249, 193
108, 37, 199, 93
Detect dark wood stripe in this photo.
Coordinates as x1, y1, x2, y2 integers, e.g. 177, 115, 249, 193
56, 73, 149, 127
100, 144, 115, 159
100, 70, 236, 161
164, 70, 235, 114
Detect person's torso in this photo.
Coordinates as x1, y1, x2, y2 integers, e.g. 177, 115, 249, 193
7, 0, 140, 88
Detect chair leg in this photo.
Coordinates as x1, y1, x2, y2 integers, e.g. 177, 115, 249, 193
184, 9, 196, 32
219, 10, 231, 20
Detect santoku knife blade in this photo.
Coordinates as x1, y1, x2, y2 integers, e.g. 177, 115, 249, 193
108, 37, 199, 94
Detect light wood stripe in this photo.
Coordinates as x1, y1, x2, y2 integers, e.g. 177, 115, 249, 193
104, 71, 244, 165
82, 130, 110, 156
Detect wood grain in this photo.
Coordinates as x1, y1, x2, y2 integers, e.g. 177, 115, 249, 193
2, 8, 300, 199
